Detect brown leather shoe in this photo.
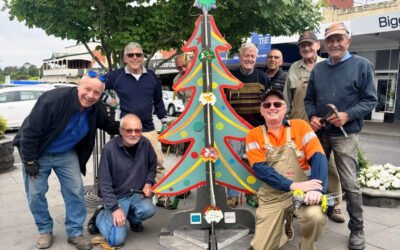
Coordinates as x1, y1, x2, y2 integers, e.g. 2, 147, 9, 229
37, 233, 53, 249
68, 235, 92, 250
328, 208, 345, 223
285, 214, 294, 241
227, 197, 239, 208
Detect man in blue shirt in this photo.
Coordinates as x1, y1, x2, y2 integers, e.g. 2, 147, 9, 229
90, 114, 157, 248
14, 73, 120, 250
305, 22, 377, 250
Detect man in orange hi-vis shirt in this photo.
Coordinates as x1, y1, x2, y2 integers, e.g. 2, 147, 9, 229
246, 89, 328, 250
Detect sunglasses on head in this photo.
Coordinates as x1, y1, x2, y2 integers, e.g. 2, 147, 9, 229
126, 53, 144, 58
262, 101, 285, 109
87, 70, 106, 82
121, 127, 143, 134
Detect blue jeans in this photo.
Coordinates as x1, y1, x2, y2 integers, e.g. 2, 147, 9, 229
23, 150, 86, 238
96, 193, 156, 246
227, 140, 246, 198
319, 132, 363, 232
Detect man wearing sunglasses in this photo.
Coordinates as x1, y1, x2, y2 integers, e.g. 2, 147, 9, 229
246, 89, 328, 250
89, 114, 156, 248
305, 23, 377, 250
105, 42, 173, 209
13, 73, 120, 250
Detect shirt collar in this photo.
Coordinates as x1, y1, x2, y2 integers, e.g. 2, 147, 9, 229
264, 118, 290, 129
116, 135, 143, 148
239, 66, 254, 75
124, 65, 148, 75
327, 51, 351, 65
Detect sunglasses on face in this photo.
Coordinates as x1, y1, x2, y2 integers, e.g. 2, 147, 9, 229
126, 53, 144, 58
87, 70, 106, 82
262, 101, 285, 109
121, 127, 143, 134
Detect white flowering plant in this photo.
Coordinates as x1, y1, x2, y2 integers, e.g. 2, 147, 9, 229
358, 163, 400, 190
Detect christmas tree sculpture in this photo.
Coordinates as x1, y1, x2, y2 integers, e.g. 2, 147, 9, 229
154, 3, 259, 246
153, 11, 260, 199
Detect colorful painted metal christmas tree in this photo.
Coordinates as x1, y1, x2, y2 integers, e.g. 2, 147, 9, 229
152, 12, 260, 198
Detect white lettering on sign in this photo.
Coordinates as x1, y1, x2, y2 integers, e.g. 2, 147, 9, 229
259, 36, 270, 45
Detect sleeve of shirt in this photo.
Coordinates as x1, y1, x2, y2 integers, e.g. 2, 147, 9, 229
299, 120, 328, 192
283, 72, 292, 114
246, 128, 293, 191
304, 71, 317, 120
146, 141, 157, 185
345, 61, 378, 121
95, 102, 120, 135
19, 94, 52, 162
98, 146, 119, 212
104, 71, 113, 90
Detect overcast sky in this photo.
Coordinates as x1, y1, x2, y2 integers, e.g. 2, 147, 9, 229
0, 6, 74, 68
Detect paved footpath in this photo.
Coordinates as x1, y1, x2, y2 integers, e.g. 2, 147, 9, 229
1, 120, 399, 249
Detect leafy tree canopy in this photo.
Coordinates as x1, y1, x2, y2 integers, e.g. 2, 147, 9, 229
3, 0, 323, 70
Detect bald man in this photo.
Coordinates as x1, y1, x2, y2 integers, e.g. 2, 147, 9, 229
14, 72, 120, 250
266, 49, 287, 93
91, 114, 157, 247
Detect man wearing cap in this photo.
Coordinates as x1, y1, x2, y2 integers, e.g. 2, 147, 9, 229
284, 31, 345, 223
305, 22, 377, 250
246, 89, 327, 250
265, 49, 287, 93
13, 73, 120, 250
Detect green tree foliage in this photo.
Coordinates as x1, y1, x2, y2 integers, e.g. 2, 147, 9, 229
3, 0, 323, 71
0, 64, 40, 82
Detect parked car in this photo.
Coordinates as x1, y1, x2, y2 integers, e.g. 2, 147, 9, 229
0, 85, 55, 130
162, 90, 185, 116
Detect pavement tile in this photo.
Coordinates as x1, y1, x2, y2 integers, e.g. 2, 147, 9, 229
366, 227, 400, 250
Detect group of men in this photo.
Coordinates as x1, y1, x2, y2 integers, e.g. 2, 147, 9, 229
15, 22, 377, 250
15, 42, 168, 249
245, 23, 377, 250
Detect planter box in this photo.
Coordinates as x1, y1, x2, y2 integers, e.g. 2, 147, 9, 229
0, 135, 15, 173
362, 187, 400, 208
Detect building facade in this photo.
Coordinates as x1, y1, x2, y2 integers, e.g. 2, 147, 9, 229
41, 42, 107, 84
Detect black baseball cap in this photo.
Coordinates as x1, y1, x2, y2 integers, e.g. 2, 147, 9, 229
261, 89, 285, 102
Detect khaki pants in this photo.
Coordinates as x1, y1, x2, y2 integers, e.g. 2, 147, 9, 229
252, 194, 327, 250
327, 153, 342, 207
142, 130, 165, 182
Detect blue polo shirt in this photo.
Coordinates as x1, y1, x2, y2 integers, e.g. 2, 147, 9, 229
46, 108, 91, 153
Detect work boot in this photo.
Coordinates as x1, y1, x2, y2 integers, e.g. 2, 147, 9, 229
130, 222, 144, 232
88, 205, 103, 235
349, 230, 365, 250
227, 196, 238, 208
37, 233, 53, 249
67, 235, 92, 250
328, 207, 345, 223
285, 214, 294, 241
